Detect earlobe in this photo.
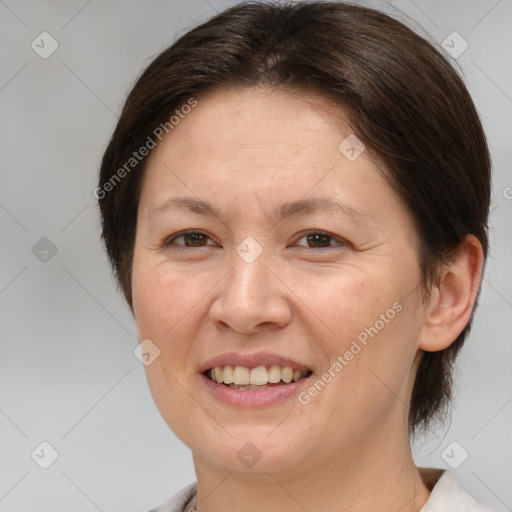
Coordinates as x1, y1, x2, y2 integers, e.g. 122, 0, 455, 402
418, 235, 484, 352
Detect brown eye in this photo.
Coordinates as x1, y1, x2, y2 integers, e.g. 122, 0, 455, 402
181, 232, 208, 247
305, 233, 331, 248
165, 231, 213, 249
295, 230, 345, 249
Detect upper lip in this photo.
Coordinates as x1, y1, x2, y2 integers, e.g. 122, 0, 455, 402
199, 351, 312, 373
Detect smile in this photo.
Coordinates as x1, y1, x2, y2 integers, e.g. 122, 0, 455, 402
205, 365, 312, 389
201, 362, 313, 407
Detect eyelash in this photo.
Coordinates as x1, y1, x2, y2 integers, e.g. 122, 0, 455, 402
163, 230, 347, 251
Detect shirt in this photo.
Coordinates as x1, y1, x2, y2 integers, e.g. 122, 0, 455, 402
146, 469, 495, 512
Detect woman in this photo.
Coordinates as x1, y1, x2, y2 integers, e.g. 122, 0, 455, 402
98, 1, 493, 510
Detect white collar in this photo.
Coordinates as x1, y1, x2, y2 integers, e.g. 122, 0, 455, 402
147, 468, 494, 511
419, 470, 493, 511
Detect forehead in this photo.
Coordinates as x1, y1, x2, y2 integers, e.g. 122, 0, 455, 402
138, 86, 401, 223
152, 87, 355, 168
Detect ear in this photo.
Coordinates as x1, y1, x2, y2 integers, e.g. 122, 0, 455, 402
418, 235, 485, 352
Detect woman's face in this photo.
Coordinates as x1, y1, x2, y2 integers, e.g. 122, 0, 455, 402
132, 86, 427, 475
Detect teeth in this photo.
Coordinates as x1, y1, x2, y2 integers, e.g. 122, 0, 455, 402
249, 366, 268, 385
207, 365, 309, 386
233, 366, 250, 385
214, 367, 223, 384
281, 367, 293, 383
223, 365, 234, 384
268, 365, 281, 383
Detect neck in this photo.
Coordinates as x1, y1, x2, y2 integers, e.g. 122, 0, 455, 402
192, 421, 431, 512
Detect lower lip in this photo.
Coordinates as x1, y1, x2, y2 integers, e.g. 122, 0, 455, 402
200, 373, 312, 407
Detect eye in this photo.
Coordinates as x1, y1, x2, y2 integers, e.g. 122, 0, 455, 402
163, 229, 347, 251
163, 230, 216, 249
294, 230, 346, 249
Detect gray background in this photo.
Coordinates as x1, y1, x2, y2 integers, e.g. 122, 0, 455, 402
0, 0, 510, 510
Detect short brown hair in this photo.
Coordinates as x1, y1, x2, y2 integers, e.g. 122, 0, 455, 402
98, 1, 491, 434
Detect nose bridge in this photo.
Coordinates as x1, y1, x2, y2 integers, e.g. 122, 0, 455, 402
209, 238, 291, 333
230, 239, 268, 301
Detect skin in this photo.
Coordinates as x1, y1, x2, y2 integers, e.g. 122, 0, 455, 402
131, 86, 484, 512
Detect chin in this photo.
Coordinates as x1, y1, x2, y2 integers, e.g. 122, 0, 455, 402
186, 425, 313, 475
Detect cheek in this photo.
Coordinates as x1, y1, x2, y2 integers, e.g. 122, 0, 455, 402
132, 259, 205, 440
132, 259, 201, 341
310, 266, 421, 404
131, 258, 205, 401
315, 271, 400, 349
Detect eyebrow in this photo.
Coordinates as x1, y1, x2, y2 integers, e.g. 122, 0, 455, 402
149, 196, 368, 223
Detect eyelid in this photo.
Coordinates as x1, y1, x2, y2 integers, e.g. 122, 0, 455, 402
164, 230, 216, 248
293, 229, 347, 248
163, 229, 347, 250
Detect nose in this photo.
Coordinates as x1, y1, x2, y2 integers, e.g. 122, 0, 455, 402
208, 245, 292, 335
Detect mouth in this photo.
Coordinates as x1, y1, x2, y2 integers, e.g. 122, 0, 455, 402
203, 365, 313, 390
